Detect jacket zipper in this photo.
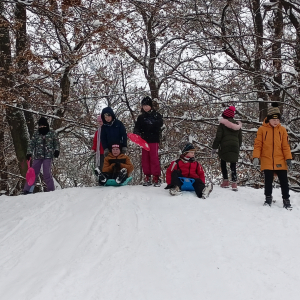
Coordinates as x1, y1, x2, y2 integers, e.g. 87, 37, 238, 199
272, 127, 275, 169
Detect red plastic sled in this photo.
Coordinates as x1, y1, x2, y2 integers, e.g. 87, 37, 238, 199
127, 133, 150, 151
26, 158, 36, 186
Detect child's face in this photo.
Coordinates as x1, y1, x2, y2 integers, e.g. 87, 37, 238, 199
112, 147, 121, 157
269, 118, 280, 127
142, 105, 151, 112
185, 151, 195, 158
104, 114, 112, 123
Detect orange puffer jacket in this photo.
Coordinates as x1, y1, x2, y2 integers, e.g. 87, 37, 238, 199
253, 119, 292, 171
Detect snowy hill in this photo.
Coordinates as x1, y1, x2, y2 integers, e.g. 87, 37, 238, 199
0, 184, 300, 300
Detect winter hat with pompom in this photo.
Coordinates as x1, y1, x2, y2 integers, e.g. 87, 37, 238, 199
222, 106, 236, 119
266, 102, 281, 122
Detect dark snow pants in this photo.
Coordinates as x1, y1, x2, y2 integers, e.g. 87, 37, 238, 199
221, 159, 237, 182
264, 170, 290, 200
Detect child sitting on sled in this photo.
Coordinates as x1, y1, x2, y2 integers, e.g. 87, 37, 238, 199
97, 143, 134, 185
165, 143, 213, 199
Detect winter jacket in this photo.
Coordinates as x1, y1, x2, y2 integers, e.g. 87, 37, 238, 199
102, 152, 134, 177
100, 107, 127, 150
92, 130, 104, 154
27, 130, 60, 159
253, 118, 292, 171
212, 118, 242, 163
133, 110, 163, 143
166, 158, 205, 185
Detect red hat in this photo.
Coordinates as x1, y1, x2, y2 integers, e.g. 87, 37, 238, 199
222, 106, 235, 119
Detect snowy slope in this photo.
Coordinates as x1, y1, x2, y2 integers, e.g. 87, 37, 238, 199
0, 185, 300, 300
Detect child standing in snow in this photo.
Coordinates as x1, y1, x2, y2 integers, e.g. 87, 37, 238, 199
100, 107, 127, 157
97, 143, 134, 185
165, 143, 213, 199
212, 106, 242, 191
133, 96, 163, 187
253, 102, 293, 209
23, 117, 60, 194
92, 115, 104, 174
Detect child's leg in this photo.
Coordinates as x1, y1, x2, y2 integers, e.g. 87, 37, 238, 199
142, 148, 151, 176
99, 154, 104, 171
264, 170, 274, 197
230, 162, 237, 182
193, 178, 206, 198
42, 159, 55, 191
23, 159, 43, 192
149, 143, 161, 176
276, 170, 290, 199
221, 159, 228, 179
170, 170, 183, 188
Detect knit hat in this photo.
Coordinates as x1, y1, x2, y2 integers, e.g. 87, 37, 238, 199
110, 143, 121, 151
266, 102, 281, 122
141, 96, 153, 108
222, 106, 235, 119
97, 115, 102, 122
181, 143, 196, 154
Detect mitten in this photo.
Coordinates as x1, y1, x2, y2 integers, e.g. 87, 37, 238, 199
211, 149, 217, 156
54, 150, 60, 158
104, 148, 109, 157
121, 147, 127, 154
286, 159, 292, 168
253, 158, 259, 168
26, 154, 32, 160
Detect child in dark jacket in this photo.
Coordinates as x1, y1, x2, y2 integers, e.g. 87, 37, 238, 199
23, 117, 60, 194
212, 106, 242, 191
100, 107, 127, 157
98, 143, 134, 185
92, 115, 104, 173
133, 96, 163, 187
165, 143, 213, 199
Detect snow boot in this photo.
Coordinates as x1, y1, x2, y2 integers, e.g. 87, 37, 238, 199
143, 175, 152, 186
169, 186, 182, 196
116, 168, 127, 184
220, 179, 229, 188
98, 171, 107, 184
153, 175, 161, 187
202, 183, 213, 199
283, 199, 292, 210
231, 182, 238, 191
94, 167, 100, 176
264, 196, 273, 207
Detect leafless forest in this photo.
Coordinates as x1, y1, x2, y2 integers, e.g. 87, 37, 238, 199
0, 0, 299, 195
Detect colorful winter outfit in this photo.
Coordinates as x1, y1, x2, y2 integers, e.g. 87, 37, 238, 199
252, 102, 292, 209
100, 107, 127, 156
98, 143, 134, 185
165, 143, 213, 199
212, 106, 242, 190
92, 115, 104, 171
23, 117, 60, 194
133, 96, 163, 186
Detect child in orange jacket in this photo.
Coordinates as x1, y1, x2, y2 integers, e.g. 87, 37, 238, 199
253, 102, 293, 209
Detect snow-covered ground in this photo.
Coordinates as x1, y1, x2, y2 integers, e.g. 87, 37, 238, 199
0, 184, 299, 300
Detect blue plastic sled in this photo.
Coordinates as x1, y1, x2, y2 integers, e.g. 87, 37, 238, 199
104, 176, 133, 187
179, 177, 195, 191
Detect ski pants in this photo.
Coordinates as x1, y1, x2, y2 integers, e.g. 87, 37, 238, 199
24, 158, 55, 192
170, 169, 205, 198
264, 170, 290, 200
221, 159, 237, 182
142, 142, 161, 176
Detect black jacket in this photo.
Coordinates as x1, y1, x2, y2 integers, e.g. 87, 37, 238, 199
100, 107, 127, 150
133, 110, 163, 143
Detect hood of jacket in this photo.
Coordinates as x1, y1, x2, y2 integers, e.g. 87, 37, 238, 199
219, 118, 242, 131
101, 107, 116, 125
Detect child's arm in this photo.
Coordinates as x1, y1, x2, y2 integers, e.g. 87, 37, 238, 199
133, 116, 142, 135
120, 122, 127, 147
166, 161, 177, 185
196, 163, 206, 184
102, 157, 115, 173
212, 124, 223, 149
120, 157, 134, 175
253, 127, 263, 158
91, 131, 97, 151
282, 128, 292, 160
100, 127, 108, 150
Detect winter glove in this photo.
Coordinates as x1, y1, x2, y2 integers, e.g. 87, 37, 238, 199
26, 154, 32, 161
286, 159, 292, 169
253, 158, 260, 168
211, 149, 217, 156
54, 150, 60, 158
121, 147, 127, 154
94, 167, 100, 176
104, 148, 109, 157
